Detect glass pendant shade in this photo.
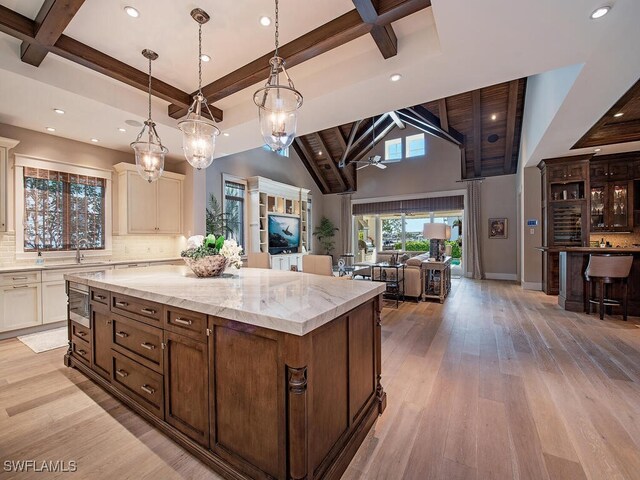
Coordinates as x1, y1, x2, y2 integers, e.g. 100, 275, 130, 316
132, 123, 167, 183
178, 96, 219, 170
254, 57, 303, 152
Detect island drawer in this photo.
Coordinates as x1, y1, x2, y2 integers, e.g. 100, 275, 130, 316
164, 306, 207, 340
71, 321, 91, 345
91, 288, 109, 306
71, 340, 91, 367
111, 314, 163, 373
112, 350, 164, 419
111, 293, 162, 326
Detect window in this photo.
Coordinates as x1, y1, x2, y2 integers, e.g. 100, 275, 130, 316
385, 138, 402, 161
223, 180, 246, 250
406, 133, 425, 157
23, 167, 105, 251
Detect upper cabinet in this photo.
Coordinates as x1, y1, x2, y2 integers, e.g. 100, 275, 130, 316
114, 163, 184, 235
590, 158, 633, 182
0, 137, 20, 232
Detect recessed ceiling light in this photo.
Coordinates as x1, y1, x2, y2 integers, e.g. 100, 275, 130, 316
53, 108, 65, 115
491, 114, 497, 121
46, 127, 56, 132
90, 138, 99, 143
594, 148, 602, 152
200, 54, 211, 62
590, 6, 611, 19
259, 16, 272, 26
222, 132, 230, 137
124, 6, 139, 18
318, 151, 322, 155
118, 128, 126, 132
390, 73, 402, 82
614, 112, 624, 117
125, 119, 143, 127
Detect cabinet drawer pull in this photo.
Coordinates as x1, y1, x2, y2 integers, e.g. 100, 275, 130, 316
115, 331, 129, 338
141, 384, 155, 395
12, 285, 29, 289
173, 317, 193, 326
77, 349, 87, 356
95, 294, 106, 300
115, 301, 129, 307
76, 331, 87, 337
140, 342, 155, 350
140, 308, 156, 315
12, 276, 28, 280
115, 369, 128, 378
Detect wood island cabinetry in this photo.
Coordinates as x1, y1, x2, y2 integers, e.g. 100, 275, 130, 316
64, 267, 386, 480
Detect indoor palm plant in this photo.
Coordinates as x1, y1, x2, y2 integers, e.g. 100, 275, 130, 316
313, 216, 339, 257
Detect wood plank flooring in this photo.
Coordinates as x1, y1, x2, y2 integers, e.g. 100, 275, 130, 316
1, 279, 640, 479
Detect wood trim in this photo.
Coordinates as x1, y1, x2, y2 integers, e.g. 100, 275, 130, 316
388, 111, 406, 129
20, 0, 86, 67
333, 127, 356, 189
339, 120, 363, 168
292, 138, 330, 194
353, 0, 398, 58
315, 133, 348, 191
0, 5, 223, 122
503, 79, 519, 174
472, 89, 482, 177
167, 1, 432, 118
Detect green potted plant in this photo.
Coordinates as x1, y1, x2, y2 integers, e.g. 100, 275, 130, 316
181, 234, 243, 277
313, 216, 339, 257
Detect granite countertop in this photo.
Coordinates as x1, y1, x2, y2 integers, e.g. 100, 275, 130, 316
64, 265, 386, 336
537, 247, 640, 253
0, 257, 182, 274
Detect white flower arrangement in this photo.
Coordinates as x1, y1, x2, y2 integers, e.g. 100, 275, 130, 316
219, 238, 243, 269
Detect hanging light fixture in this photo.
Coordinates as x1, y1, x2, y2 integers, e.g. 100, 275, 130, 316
131, 49, 167, 183
253, 0, 303, 152
178, 8, 220, 170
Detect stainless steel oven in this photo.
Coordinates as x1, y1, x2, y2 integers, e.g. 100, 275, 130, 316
67, 282, 90, 327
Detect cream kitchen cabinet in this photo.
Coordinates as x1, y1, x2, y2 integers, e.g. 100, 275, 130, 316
42, 280, 67, 324
114, 163, 184, 235
0, 273, 42, 332
0, 137, 19, 232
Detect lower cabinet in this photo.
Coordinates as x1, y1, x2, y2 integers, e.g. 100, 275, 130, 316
163, 331, 210, 447
0, 283, 41, 332
42, 280, 67, 324
91, 303, 113, 380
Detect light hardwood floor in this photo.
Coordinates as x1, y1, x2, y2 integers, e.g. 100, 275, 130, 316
2, 279, 640, 479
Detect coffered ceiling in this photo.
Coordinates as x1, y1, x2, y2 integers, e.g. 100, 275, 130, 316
0, 0, 638, 172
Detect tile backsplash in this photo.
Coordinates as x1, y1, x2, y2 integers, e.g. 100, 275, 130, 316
589, 229, 640, 247
0, 231, 185, 267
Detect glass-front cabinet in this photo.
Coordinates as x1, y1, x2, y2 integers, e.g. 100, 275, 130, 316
590, 181, 633, 232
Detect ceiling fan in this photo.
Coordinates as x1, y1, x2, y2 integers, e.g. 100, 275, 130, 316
355, 155, 387, 170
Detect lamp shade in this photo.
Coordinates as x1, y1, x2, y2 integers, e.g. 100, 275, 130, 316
422, 223, 447, 239
445, 225, 452, 240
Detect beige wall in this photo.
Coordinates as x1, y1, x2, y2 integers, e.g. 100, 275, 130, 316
0, 123, 189, 266
349, 126, 518, 279
520, 167, 543, 288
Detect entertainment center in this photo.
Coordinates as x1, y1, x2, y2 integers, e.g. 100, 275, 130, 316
247, 176, 311, 270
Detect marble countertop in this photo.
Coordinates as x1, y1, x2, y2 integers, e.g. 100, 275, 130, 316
0, 257, 181, 274
64, 265, 386, 336
537, 247, 640, 253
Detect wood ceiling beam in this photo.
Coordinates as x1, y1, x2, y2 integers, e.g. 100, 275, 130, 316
437, 98, 449, 131
352, 0, 398, 58
348, 115, 390, 156
292, 138, 330, 194
410, 105, 464, 143
331, 128, 356, 190
350, 121, 396, 165
395, 108, 463, 146
339, 120, 362, 168
0, 5, 223, 122
389, 111, 406, 129
472, 89, 482, 177
315, 133, 348, 191
346, 115, 396, 165
168, 0, 431, 119
20, 0, 86, 67
503, 80, 519, 174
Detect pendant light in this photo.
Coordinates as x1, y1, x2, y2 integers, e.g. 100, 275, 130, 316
178, 8, 220, 170
253, 0, 303, 152
131, 49, 167, 183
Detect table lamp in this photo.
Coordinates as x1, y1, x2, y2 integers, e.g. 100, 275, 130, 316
422, 223, 447, 261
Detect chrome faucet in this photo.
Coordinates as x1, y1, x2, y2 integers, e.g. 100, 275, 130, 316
75, 239, 89, 264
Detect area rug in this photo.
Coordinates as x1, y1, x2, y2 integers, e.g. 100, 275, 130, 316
17, 327, 68, 353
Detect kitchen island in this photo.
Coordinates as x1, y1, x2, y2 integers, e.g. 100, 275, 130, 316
540, 247, 640, 316
64, 265, 386, 480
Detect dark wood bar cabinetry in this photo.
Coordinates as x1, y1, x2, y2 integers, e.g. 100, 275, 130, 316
539, 152, 640, 295
64, 277, 386, 480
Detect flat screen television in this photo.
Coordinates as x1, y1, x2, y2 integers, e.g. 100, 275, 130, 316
268, 215, 300, 254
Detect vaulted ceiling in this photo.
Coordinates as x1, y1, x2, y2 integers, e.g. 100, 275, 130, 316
294, 78, 526, 194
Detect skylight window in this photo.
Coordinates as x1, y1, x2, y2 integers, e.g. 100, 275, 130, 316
385, 138, 402, 161
406, 133, 425, 157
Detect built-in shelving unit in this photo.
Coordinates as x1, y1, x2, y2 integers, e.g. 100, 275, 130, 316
247, 176, 311, 263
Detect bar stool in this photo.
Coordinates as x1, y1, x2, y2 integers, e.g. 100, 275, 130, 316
584, 254, 633, 321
